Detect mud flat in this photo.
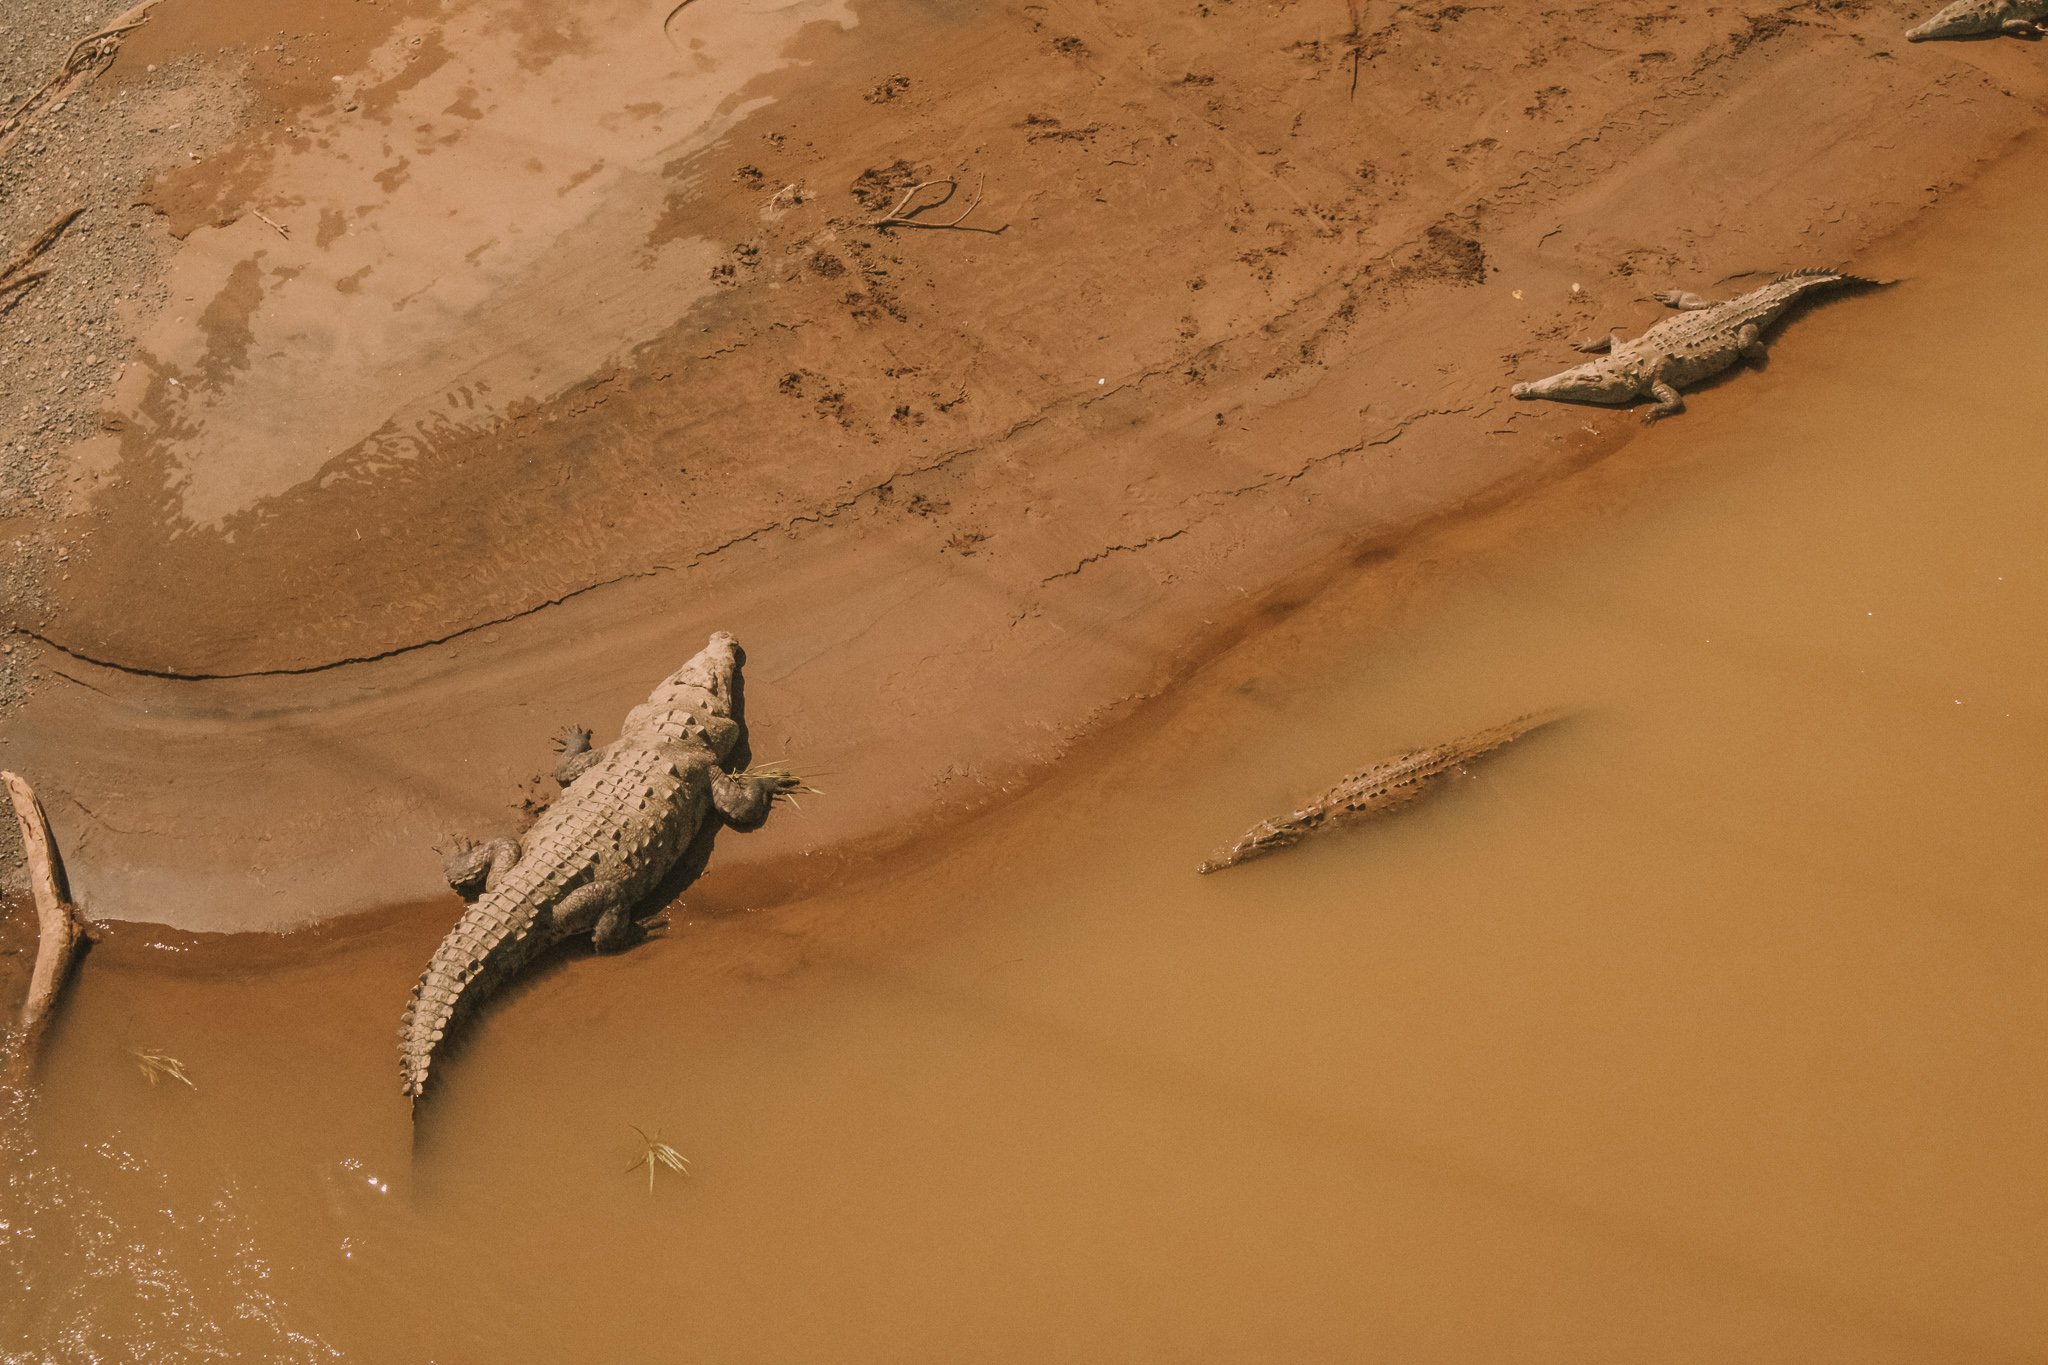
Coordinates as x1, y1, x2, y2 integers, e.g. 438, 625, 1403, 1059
0, 0, 2044, 928
4, 122, 2044, 1362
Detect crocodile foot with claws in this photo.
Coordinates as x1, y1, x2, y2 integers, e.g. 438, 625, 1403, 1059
400, 632, 797, 1106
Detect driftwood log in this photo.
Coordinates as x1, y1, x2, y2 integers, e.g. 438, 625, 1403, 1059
1197, 711, 1563, 873
3, 771, 90, 1065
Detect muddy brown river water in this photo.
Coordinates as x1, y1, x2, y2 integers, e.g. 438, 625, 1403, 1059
5, 143, 2047, 1363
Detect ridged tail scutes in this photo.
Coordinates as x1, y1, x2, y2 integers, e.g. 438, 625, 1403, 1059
1772, 266, 1891, 291
399, 899, 538, 1105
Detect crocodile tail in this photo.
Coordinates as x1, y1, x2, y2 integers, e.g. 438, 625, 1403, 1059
398, 896, 540, 1105
1441, 708, 1567, 765
1773, 266, 1891, 291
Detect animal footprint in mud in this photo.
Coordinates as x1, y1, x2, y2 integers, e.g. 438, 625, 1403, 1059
864, 75, 911, 103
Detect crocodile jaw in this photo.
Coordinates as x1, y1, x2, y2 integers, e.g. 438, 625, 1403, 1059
1510, 359, 1642, 405
1906, 14, 1969, 37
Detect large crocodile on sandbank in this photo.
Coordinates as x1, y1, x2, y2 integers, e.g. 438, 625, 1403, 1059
1510, 269, 1879, 423
398, 632, 797, 1106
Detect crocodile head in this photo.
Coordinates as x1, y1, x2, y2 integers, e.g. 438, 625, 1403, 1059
1905, 12, 1970, 38
621, 631, 746, 755
1510, 356, 1646, 406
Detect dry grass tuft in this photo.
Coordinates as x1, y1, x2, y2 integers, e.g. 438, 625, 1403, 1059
732, 762, 822, 811
627, 1125, 691, 1193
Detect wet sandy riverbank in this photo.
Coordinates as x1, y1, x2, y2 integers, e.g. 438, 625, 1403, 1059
4, 120, 2045, 1363
2, 0, 2044, 929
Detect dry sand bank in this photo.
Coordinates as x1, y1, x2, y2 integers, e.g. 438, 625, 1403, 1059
0, 0, 2043, 929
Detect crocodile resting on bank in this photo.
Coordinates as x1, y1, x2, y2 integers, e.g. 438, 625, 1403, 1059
399, 632, 796, 1105
1511, 269, 1878, 423
1907, 0, 2047, 40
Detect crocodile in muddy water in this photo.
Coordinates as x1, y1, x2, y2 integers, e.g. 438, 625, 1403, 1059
1511, 270, 1879, 423
1196, 712, 1560, 874
399, 632, 798, 1106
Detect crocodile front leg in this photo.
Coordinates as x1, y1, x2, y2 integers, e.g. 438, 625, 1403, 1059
1642, 380, 1686, 423
551, 726, 602, 785
1737, 323, 1767, 365
445, 838, 520, 898
2001, 16, 2043, 35
711, 770, 797, 829
1574, 332, 1623, 354
1653, 289, 1713, 311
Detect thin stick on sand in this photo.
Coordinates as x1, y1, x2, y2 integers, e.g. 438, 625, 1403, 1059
3, 771, 92, 1064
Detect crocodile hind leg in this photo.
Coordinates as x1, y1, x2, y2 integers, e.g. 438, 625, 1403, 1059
1737, 322, 1767, 365
445, 838, 520, 899
1652, 289, 1713, 311
542, 877, 646, 952
1642, 380, 1685, 424
2002, 17, 2043, 35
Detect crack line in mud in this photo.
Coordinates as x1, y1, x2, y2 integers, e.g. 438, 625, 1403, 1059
1035, 398, 1478, 586
13, 408, 1070, 682
11, 567, 671, 682
1040, 528, 1190, 584
1207, 402, 1481, 503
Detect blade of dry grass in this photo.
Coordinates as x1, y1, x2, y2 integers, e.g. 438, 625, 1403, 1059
131, 1047, 195, 1089
626, 1125, 691, 1193
730, 762, 821, 811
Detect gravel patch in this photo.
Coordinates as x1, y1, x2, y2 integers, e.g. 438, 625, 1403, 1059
0, 2, 244, 886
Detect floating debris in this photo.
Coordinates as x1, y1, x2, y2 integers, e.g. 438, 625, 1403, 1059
131, 1047, 195, 1089
626, 1126, 691, 1194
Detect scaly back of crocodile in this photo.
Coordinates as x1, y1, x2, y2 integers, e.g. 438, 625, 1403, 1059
399, 633, 746, 1103
1634, 270, 1866, 359
1198, 711, 1561, 873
